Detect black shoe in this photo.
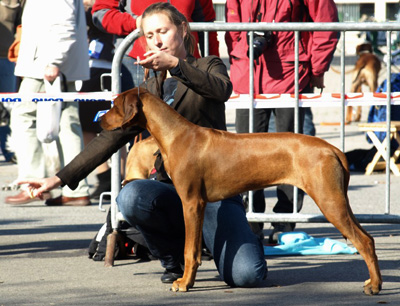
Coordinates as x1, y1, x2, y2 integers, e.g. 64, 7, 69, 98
160, 268, 183, 284
249, 222, 265, 241
201, 247, 213, 261
90, 169, 111, 200
90, 185, 111, 200
268, 222, 295, 244
5, 153, 17, 164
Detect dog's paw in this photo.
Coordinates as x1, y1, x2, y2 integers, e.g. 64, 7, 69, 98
363, 278, 382, 295
171, 278, 188, 292
170, 278, 194, 292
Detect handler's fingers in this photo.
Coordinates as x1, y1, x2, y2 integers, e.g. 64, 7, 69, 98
17, 179, 48, 197
25, 186, 36, 199
143, 50, 156, 58
138, 54, 156, 67
16, 179, 44, 189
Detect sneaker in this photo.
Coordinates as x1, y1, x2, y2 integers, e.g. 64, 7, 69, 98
268, 222, 295, 244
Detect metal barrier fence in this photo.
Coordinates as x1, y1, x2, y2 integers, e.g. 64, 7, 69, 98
107, 22, 400, 227
2, 23, 399, 226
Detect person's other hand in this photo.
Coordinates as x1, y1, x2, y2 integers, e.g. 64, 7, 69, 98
310, 75, 325, 90
44, 65, 60, 83
136, 50, 179, 71
17, 176, 63, 199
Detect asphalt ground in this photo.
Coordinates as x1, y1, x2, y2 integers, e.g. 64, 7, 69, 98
1, 52, 400, 305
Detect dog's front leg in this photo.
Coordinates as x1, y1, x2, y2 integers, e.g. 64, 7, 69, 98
171, 200, 206, 292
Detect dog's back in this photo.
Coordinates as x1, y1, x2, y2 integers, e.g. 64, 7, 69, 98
352, 43, 381, 92
195, 131, 349, 202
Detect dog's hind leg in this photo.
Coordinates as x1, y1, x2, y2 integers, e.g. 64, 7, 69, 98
307, 178, 382, 295
364, 69, 379, 93
171, 199, 206, 292
348, 78, 363, 122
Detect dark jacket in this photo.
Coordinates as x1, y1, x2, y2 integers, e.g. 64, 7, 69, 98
57, 55, 232, 189
0, 0, 25, 57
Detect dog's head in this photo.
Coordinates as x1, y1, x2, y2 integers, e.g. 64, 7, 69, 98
100, 88, 148, 131
356, 42, 373, 56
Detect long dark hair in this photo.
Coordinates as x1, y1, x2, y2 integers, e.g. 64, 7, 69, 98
141, 2, 196, 89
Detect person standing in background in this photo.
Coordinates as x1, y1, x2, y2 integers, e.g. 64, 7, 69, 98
225, 0, 339, 243
0, 0, 24, 164
5, 0, 92, 206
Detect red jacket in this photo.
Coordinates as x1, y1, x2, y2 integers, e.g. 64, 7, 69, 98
225, 0, 338, 94
92, 0, 219, 59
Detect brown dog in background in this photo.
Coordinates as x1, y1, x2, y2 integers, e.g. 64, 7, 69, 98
346, 42, 381, 123
101, 88, 382, 295
122, 136, 158, 185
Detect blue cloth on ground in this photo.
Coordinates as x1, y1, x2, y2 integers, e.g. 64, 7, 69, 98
264, 232, 358, 256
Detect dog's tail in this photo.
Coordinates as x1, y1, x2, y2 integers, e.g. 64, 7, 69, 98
330, 66, 354, 75
351, 63, 368, 85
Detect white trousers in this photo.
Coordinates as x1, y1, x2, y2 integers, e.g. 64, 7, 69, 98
10, 77, 89, 197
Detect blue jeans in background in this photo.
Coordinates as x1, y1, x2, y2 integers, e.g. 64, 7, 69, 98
0, 58, 17, 162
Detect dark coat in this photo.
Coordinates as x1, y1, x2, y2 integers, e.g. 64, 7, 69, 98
57, 55, 232, 189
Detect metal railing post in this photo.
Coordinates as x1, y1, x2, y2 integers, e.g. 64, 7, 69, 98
385, 30, 392, 215
105, 23, 400, 225
109, 29, 141, 230
248, 31, 255, 213
293, 30, 300, 213
340, 31, 346, 152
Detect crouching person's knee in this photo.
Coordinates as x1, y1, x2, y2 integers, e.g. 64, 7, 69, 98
116, 180, 147, 226
219, 247, 268, 288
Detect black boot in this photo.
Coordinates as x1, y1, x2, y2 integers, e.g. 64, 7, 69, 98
91, 169, 111, 200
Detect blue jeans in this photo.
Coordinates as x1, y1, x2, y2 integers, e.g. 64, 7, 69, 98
0, 125, 14, 161
117, 179, 267, 287
0, 58, 17, 92
0, 58, 17, 161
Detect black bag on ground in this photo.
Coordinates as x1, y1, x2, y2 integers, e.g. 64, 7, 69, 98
345, 147, 377, 172
88, 208, 155, 261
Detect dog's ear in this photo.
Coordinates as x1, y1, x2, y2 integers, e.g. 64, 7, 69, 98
121, 92, 141, 129
356, 42, 373, 55
356, 44, 361, 56
100, 94, 126, 131
365, 43, 373, 54
100, 88, 144, 131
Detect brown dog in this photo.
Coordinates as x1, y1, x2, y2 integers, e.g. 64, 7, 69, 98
122, 136, 158, 185
101, 88, 382, 295
346, 43, 381, 123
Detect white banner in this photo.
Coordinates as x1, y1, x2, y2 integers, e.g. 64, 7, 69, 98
2, 92, 400, 109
